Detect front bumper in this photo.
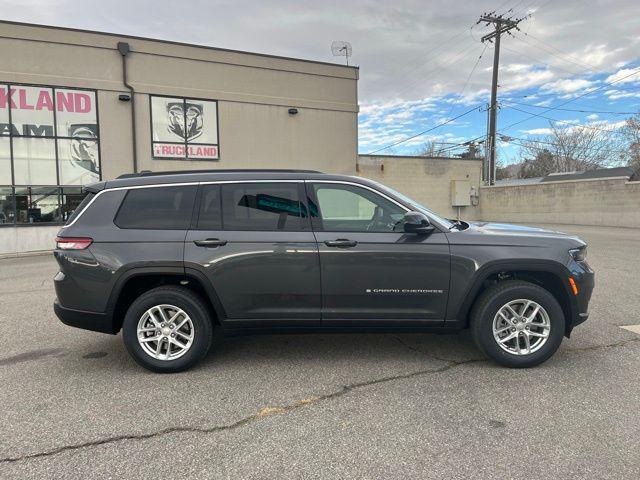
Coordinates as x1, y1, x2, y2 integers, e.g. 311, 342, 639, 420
567, 260, 594, 334
54, 300, 117, 334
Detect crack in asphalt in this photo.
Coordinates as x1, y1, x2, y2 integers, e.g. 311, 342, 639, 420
0, 356, 481, 464
2, 335, 638, 465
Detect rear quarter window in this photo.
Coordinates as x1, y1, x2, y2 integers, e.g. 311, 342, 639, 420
64, 192, 95, 225
114, 185, 196, 230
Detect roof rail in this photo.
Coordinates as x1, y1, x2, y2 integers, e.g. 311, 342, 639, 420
117, 168, 323, 179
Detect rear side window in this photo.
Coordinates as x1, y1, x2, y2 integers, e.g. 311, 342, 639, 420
220, 182, 307, 231
115, 185, 196, 230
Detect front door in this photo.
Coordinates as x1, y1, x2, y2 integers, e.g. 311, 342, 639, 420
307, 181, 450, 326
184, 181, 320, 327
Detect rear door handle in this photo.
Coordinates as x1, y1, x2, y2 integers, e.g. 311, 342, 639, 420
194, 238, 227, 248
324, 239, 358, 248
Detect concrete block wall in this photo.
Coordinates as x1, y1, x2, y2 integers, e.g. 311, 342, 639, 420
479, 177, 640, 228
357, 155, 483, 220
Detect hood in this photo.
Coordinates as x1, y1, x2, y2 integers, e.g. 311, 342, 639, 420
472, 222, 567, 236
460, 221, 586, 247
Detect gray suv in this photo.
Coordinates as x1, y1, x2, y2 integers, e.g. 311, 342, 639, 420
53, 169, 594, 372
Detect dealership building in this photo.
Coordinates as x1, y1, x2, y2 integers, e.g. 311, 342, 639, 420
0, 21, 485, 256
0, 20, 359, 254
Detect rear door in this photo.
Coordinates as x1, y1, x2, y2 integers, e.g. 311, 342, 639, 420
307, 181, 450, 326
184, 181, 321, 327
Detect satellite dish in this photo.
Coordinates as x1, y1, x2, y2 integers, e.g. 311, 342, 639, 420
331, 40, 352, 65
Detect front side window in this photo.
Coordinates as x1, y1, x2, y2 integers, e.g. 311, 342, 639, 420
311, 183, 405, 232
221, 182, 306, 231
115, 185, 197, 230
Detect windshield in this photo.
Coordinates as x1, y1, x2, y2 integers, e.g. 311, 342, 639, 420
372, 181, 456, 230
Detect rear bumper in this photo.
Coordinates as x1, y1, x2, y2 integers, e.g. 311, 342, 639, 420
54, 300, 117, 335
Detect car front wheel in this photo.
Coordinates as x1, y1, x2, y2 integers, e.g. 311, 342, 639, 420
470, 280, 565, 368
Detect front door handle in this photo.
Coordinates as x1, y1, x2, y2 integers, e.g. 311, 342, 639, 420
324, 239, 358, 248
194, 238, 227, 248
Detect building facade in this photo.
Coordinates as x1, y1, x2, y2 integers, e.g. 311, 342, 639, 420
0, 21, 359, 255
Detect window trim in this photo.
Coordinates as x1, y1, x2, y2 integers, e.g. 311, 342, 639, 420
149, 94, 220, 162
63, 179, 455, 233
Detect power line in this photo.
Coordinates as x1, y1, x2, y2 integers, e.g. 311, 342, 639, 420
497, 67, 640, 133
504, 105, 627, 134
517, 31, 604, 73
432, 44, 488, 135
503, 100, 637, 115
364, 105, 482, 154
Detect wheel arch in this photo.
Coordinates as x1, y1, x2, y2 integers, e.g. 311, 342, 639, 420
455, 260, 577, 335
107, 267, 226, 333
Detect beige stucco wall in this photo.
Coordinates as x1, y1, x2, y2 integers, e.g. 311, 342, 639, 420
0, 21, 359, 178
357, 155, 483, 220
479, 177, 640, 228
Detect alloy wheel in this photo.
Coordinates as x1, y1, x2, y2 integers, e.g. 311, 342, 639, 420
137, 304, 194, 361
492, 299, 551, 356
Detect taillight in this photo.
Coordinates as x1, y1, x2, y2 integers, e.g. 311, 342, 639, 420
55, 237, 93, 250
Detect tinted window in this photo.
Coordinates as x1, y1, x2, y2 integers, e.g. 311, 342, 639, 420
115, 185, 196, 229
221, 182, 306, 231
197, 184, 222, 230
64, 191, 94, 225
312, 183, 405, 232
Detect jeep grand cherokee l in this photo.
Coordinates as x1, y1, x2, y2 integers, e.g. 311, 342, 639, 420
53, 169, 594, 372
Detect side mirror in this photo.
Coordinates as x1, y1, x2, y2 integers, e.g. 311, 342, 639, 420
403, 211, 435, 235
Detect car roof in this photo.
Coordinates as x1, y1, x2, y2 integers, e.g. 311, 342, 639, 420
90, 169, 369, 191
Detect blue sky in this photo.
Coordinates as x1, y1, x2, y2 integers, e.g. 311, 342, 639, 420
3, 0, 639, 166
359, 59, 640, 163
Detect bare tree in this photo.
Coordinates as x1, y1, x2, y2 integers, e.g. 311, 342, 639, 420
518, 122, 620, 176
415, 140, 438, 157
619, 113, 640, 177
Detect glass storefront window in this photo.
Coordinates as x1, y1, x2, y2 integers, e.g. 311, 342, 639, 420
55, 89, 97, 137
9, 86, 55, 136
0, 83, 100, 226
12, 137, 57, 186
0, 187, 14, 224
0, 85, 8, 130
15, 186, 60, 224
0, 138, 10, 185
57, 138, 100, 185
60, 187, 85, 222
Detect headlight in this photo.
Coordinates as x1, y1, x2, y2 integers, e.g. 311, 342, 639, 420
569, 247, 587, 262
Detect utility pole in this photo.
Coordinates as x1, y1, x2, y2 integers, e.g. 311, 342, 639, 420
478, 13, 527, 185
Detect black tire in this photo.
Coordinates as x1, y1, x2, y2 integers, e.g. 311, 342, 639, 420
122, 286, 214, 373
470, 280, 565, 368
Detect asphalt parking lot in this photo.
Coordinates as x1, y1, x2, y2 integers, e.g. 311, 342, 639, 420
1, 224, 639, 479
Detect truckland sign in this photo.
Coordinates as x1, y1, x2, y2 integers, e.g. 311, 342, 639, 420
0, 84, 100, 186
151, 96, 219, 160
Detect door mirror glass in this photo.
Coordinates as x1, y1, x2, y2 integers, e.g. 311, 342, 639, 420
403, 211, 435, 235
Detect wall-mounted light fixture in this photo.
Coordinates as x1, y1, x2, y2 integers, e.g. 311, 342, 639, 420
288, 107, 299, 115
118, 93, 131, 102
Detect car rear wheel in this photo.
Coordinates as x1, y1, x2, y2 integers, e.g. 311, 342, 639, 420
470, 280, 565, 368
122, 286, 213, 373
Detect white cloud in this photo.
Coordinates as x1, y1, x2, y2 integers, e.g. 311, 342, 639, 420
605, 67, 640, 85
586, 113, 599, 120
541, 78, 595, 94
521, 127, 553, 135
